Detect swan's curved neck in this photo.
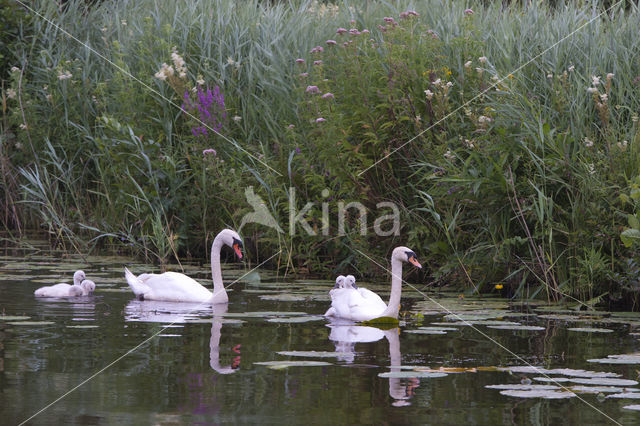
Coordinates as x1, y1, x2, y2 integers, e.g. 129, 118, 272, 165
381, 257, 402, 318
211, 236, 225, 296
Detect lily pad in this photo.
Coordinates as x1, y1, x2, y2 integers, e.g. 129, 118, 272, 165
499, 389, 576, 399
499, 366, 621, 378
487, 325, 545, 331
571, 386, 639, 394
268, 316, 325, 323
569, 378, 638, 386
606, 392, 640, 399
533, 377, 571, 383
259, 294, 309, 302
567, 327, 614, 333
587, 354, 640, 364
254, 360, 332, 370
415, 326, 459, 331
451, 320, 522, 326
378, 371, 448, 379
486, 384, 561, 390
0, 315, 31, 321
277, 351, 352, 358
405, 329, 448, 335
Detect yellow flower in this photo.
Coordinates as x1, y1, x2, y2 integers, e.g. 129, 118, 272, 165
495, 284, 504, 290
508, 74, 514, 80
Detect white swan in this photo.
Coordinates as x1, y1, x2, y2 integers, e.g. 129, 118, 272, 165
324, 246, 422, 321
34, 270, 87, 297
34, 278, 95, 297
124, 229, 243, 303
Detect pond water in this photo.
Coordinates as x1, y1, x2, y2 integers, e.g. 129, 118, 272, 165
1, 240, 640, 425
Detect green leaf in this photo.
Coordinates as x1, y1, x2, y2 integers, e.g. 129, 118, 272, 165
621, 228, 640, 247
629, 214, 640, 230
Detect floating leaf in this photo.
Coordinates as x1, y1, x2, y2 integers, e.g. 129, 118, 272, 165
567, 327, 614, 333
0, 315, 31, 321
498, 389, 576, 399
378, 371, 448, 378
500, 366, 621, 378
414, 367, 478, 373
571, 386, 639, 394
259, 294, 309, 302
254, 360, 332, 370
486, 384, 560, 390
569, 378, 638, 386
360, 316, 400, 327
587, 354, 640, 364
533, 377, 571, 383
405, 329, 448, 335
487, 325, 545, 331
606, 392, 640, 399
277, 351, 352, 358
268, 316, 325, 323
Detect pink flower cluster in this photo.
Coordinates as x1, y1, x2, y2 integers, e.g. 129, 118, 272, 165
399, 10, 420, 19
305, 85, 321, 94
310, 46, 324, 54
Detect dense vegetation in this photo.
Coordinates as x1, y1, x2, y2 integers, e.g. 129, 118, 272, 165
3, 0, 640, 308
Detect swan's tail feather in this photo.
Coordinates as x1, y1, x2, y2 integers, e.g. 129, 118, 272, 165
124, 267, 150, 299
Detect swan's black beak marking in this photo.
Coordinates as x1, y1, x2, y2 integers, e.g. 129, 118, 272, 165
406, 251, 422, 269
232, 238, 243, 260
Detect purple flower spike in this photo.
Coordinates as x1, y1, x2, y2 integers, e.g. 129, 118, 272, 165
295, 147, 301, 153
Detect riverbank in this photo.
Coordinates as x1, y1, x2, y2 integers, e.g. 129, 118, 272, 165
2, 0, 640, 308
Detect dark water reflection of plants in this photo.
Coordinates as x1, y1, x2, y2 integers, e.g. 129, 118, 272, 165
1, 243, 640, 424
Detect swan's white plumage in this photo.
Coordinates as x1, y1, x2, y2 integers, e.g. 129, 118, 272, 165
324, 247, 421, 321
34, 270, 92, 297
124, 229, 242, 304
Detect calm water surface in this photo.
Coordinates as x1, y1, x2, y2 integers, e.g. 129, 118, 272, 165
1, 241, 640, 425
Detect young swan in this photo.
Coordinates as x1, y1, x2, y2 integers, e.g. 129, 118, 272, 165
324, 247, 422, 321
68, 280, 96, 296
34, 270, 89, 297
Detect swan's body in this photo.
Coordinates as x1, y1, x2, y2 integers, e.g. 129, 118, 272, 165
34, 278, 95, 297
324, 247, 421, 321
34, 270, 90, 297
124, 229, 243, 303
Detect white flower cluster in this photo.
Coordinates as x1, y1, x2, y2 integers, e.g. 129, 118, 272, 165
58, 70, 72, 80
171, 49, 187, 78
155, 49, 188, 80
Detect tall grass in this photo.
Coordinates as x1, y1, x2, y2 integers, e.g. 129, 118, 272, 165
3, 0, 640, 306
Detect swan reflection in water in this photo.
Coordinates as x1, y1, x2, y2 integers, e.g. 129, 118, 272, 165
124, 300, 240, 373
328, 322, 419, 406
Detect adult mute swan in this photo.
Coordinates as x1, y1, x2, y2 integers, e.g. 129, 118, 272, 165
324, 246, 422, 321
34, 270, 88, 297
124, 229, 243, 303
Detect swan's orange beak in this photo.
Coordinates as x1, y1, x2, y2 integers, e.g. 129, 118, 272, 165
233, 243, 243, 259
409, 257, 422, 269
